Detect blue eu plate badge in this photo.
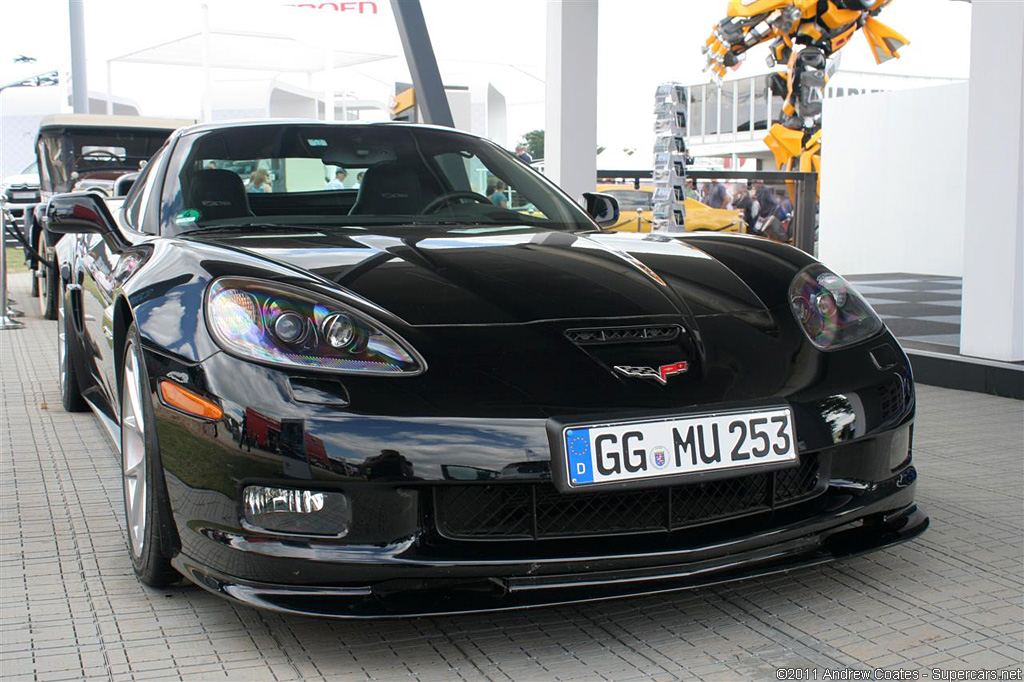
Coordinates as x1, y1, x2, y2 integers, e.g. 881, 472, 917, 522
565, 427, 594, 485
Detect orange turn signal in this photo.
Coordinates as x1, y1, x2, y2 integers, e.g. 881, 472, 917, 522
158, 380, 223, 421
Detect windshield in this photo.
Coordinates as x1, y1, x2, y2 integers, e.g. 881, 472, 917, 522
64, 128, 171, 172
602, 189, 652, 211
161, 124, 594, 234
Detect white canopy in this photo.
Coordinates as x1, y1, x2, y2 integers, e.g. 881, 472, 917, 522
109, 29, 391, 73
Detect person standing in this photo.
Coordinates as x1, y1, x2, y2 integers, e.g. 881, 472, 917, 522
702, 179, 729, 208
326, 169, 347, 189
515, 144, 533, 164
731, 183, 754, 227
489, 181, 509, 208
249, 169, 272, 193
683, 178, 699, 201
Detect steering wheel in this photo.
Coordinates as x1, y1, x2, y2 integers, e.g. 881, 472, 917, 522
76, 150, 122, 163
420, 191, 492, 214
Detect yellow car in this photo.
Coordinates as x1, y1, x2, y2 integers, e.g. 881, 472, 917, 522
596, 183, 745, 233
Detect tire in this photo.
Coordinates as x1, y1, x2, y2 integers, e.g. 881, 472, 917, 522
26, 213, 39, 298
38, 238, 57, 320
120, 323, 179, 587
58, 288, 89, 413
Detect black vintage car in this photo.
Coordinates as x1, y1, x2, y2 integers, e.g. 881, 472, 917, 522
45, 120, 926, 617
24, 114, 192, 320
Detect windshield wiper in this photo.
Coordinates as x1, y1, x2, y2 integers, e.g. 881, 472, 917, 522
178, 223, 367, 235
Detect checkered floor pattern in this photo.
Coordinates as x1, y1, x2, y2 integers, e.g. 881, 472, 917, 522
845, 273, 963, 350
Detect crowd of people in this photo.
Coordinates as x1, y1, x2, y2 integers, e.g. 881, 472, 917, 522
698, 178, 794, 241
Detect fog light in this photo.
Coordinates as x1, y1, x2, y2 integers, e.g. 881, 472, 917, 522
242, 486, 350, 537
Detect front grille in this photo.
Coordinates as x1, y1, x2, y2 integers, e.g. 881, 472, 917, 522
877, 374, 907, 423
434, 454, 821, 540
3, 187, 39, 204
565, 325, 681, 346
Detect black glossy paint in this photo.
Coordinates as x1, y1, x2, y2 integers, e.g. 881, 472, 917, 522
54, 121, 926, 617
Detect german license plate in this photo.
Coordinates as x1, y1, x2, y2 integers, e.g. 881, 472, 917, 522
562, 407, 796, 488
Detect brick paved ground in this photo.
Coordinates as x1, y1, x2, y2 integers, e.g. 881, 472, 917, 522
1, 271, 1022, 682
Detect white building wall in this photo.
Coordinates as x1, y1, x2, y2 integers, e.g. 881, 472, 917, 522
959, 0, 1024, 362
818, 82, 969, 276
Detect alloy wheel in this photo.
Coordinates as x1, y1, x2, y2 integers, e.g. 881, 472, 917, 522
57, 293, 66, 394
37, 245, 49, 318
121, 342, 148, 558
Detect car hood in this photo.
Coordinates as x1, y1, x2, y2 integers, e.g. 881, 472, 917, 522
2, 172, 38, 188
188, 225, 770, 327
184, 225, 795, 412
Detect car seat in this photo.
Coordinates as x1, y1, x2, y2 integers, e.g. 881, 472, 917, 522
187, 169, 254, 221
348, 162, 443, 216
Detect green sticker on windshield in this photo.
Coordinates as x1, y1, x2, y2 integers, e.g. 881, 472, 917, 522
174, 209, 201, 226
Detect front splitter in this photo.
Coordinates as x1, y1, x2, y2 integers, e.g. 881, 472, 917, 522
172, 504, 928, 619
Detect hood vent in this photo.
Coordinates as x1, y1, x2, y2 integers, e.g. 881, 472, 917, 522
565, 324, 682, 346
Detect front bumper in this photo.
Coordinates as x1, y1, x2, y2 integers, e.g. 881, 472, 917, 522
173, 478, 925, 617
144, 332, 923, 617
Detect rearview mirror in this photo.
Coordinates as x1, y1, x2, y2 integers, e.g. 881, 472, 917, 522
582, 192, 620, 228
45, 192, 117, 236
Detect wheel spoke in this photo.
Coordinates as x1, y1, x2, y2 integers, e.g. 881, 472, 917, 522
123, 350, 147, 438
124, 458, 145, 478
132, 475, 145, 521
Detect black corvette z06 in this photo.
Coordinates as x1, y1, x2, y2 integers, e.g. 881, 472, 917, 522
46, 121, 926, 617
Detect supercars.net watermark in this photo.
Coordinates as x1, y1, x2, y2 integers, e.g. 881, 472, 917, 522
776, 668, 1023, 681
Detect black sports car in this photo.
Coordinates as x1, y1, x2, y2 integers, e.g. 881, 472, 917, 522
46, 121, 926, 618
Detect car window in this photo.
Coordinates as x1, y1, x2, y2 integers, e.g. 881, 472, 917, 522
161, 125, 592, 235
124, 152, 161, 232
37, 135, 67, 193
64, 128, 170, 174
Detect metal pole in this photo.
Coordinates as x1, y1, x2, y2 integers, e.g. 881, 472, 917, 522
390, 0, 453, 127
68, 0, 88, 113
106, 60, 113, 114
0, 208, 26, 330
792, 173, 818, 255
732, 81, 738, 143
323, 49, 334, 121
749, 76, 755, 139
202, 2, 213, 122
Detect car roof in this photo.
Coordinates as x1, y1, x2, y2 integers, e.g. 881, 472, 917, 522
176, 118, 488, 141
39, 114, 197, 132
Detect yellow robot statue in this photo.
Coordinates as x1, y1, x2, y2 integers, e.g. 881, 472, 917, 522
703, 0, 909, 192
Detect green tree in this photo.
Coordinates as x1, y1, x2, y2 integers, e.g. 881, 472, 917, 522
522, 129, 544, 159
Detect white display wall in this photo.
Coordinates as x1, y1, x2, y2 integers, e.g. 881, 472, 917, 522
818, 82, 968, 277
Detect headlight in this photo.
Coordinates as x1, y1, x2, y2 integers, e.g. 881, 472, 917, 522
789, 264, 883, 350
206, 277, 424, 375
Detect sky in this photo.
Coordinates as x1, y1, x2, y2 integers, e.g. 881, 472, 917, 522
0, 0, 972, 165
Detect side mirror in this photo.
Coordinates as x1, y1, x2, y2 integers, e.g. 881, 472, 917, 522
45, 192, 117, 236
582, 192, 619, 228
115, 173, 138, 197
